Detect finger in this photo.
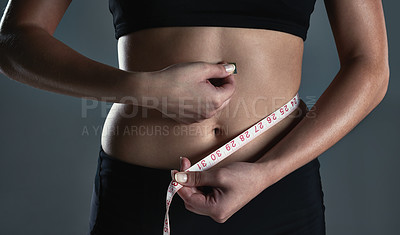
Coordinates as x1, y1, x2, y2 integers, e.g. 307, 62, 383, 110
173, 157, 192, 183
203, 63, 236, 79
171, 157, 191, 181
180, 157, 192, 172
176, 186, 210, 215
215, 97, 232, 113
214, 75, 236, 106
177, 185, 224, 218
174, 170, 219, 187
171, 170, 179, 181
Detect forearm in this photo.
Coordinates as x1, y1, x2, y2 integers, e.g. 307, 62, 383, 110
0, 25, 149, 104
256, 57, 389, 186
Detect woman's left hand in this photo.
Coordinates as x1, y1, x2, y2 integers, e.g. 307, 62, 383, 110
172, 157, 272, 223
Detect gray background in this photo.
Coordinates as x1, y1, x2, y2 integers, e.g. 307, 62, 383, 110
0, 0, 398, 234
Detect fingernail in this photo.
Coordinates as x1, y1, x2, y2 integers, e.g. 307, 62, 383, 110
175, 172, 188, 183
171, 170, 175, 180
224, 64, 235, 74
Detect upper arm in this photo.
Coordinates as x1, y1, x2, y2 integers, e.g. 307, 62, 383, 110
0, 0, 71, 35
324, 0, 388, 68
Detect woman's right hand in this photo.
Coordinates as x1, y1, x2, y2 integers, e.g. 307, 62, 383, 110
145, 62, 237, 124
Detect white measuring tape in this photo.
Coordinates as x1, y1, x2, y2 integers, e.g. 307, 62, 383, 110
163, 93, 300, 234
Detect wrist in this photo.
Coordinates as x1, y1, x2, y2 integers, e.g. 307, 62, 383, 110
119, 70, 162, 108
255, 154, 285, 189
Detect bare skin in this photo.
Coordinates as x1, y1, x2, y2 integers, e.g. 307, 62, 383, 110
0, 0, 389, 226
0, 1, 236, 122
102, 27, 305, 169
174, 0, 389, 223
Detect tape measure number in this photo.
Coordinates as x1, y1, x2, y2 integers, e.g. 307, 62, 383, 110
163, 93, 300, 235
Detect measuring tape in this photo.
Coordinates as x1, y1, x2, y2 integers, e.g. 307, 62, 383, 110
163, 93, 300, 235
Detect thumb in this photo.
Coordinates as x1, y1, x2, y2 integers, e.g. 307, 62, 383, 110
204, 63, 236, 79
174, 170, 214, 187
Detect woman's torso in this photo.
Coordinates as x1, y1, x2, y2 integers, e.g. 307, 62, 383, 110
101, 26, 305, 169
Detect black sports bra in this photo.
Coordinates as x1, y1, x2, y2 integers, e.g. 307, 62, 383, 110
109, 0, 316, 41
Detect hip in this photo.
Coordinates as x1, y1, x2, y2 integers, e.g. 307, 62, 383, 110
88, 146, 325, 235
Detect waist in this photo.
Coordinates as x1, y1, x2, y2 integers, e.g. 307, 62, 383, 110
101, 95, 307, 170
102, 27, 305, 169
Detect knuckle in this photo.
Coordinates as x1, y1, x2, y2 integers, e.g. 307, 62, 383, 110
216, 218, 227, 224
214, 169, 228, 184
212, 97, 223, 109
220, 64, 226, 74
184, 202, 192, 211
200, 63, 211, 73
212, 212, 227, 223
193, 172, 202, 186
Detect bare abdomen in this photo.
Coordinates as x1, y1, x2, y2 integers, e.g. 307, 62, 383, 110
101, 26, 305, 169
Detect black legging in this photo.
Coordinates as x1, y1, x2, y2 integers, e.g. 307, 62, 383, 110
88, 147, 325, 235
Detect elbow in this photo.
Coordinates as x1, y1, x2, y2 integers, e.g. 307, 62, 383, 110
0, 36, 8, 76
377, 63, 389, 103
0, 32, 15, 76
370, 62, 389, 109
0, 30, 23, 78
